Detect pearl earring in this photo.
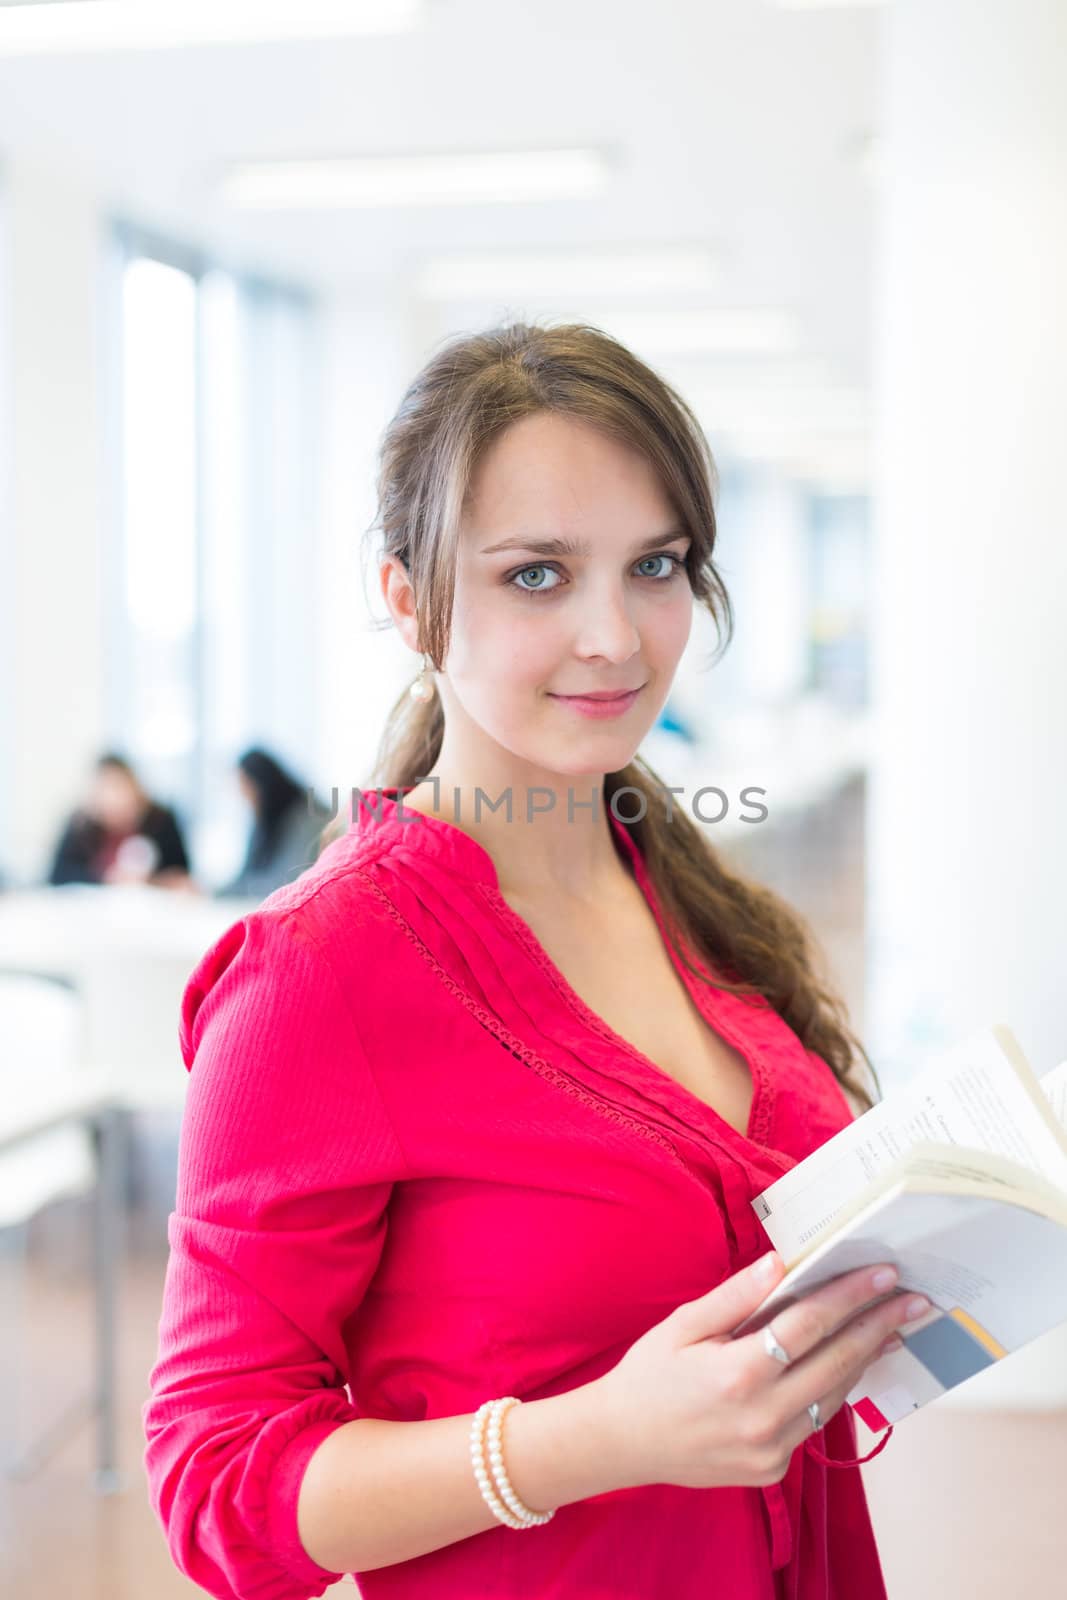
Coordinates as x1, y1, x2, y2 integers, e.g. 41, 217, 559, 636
409, 651, 436, 703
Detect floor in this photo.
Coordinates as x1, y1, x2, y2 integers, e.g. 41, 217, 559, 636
0, 1211, 356, 1598
4, 774, 1062, 1597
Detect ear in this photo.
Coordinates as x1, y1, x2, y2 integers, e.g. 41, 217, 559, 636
379, 553, 421, 653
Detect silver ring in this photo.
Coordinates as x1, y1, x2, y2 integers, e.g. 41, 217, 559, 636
808, 1400, 823, 1432
762, 1322, 793, 1366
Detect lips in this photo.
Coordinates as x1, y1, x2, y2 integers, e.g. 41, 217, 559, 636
552, 685, 645, 700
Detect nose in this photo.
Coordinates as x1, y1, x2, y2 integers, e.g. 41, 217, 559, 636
571, 580, 642, 665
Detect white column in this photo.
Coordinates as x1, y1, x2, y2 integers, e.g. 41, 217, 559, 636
867, 0, 1067, 1402
3, 159, 105, 882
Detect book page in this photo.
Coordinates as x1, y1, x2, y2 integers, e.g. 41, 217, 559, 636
1041, 1060, 1067, 1128
776, 1140, 1067, 1269
751, 1027, 1067, 1265
839, 1191, 1067, 1427
733, 1183, 1067, 1348
882, 1148, 1067, 1229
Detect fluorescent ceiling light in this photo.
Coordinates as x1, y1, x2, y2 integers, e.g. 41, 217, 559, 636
779, 446, 872, 495
0, 0, 423, 54
692, 383, 869, 434
718, 431, 871, 491
220, 149, 612, 210
775, 1, 886, 9
415, 247, 720, 301
606, 308, 801, 357
717, 418, 870, 449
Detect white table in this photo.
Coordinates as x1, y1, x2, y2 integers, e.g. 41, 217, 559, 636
0, 885, 260, 1109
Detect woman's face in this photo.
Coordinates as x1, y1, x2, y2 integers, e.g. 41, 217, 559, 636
435, 412, 694, 781
88, 766, 143, 832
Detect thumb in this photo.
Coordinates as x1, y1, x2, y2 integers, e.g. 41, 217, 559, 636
673, 1251, 784, 1342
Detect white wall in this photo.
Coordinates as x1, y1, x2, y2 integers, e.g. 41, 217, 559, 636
4, 156, 106, 883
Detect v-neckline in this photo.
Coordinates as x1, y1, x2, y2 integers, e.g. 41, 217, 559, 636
354, 784, 775, 1152
480, 876, 770, 1152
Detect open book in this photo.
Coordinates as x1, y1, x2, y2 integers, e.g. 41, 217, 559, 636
731, 1025, 1067, 1431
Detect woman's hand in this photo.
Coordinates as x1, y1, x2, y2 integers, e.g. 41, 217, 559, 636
103, 834, 160, 884
588, 1252, 928, 1492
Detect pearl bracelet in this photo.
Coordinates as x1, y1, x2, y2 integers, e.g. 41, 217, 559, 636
469, 1397, 557, 1529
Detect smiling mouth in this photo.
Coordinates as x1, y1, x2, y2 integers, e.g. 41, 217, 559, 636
550, 684, 647, 701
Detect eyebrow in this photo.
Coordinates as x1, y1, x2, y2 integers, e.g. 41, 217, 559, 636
480, 530, 691, 558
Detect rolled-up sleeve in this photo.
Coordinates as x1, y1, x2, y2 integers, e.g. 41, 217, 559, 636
142, 904, 408, 1600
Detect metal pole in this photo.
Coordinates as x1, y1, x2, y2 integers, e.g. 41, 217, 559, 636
91, 1104, 125, 1495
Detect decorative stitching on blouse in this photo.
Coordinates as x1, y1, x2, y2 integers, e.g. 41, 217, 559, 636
479, 882, 779, 1153
330, 815, 780, 1148
298, 823, 781, 1159
354, 870, 695, 1175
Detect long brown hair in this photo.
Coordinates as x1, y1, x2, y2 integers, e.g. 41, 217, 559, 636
346, 319, 879, 1113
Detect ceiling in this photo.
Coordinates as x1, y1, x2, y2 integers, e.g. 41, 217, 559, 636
0, 0, 884, 489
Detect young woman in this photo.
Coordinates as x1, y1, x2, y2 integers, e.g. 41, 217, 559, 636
143, 321, 925, 1599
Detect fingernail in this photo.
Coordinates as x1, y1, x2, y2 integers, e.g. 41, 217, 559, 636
756, 1252, 780, 1281
871, 1267, 898, 1291
904, 1296, 930, 1319
879, 1334, 903, 1356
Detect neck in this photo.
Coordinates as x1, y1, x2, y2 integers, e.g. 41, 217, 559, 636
397, 773, 629, 901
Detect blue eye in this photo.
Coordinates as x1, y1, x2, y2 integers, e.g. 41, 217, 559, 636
635, 554, 678, 580
510, 564, 562, 595
506, 552, 686, 597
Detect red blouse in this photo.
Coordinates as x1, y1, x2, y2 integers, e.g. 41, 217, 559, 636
143, 785, 889, 1599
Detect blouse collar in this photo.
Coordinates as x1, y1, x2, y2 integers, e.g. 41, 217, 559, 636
349, 784, 643, 887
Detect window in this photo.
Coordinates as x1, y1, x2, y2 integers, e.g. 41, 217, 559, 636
118, 254, 199, 785
106, 224, 318, 882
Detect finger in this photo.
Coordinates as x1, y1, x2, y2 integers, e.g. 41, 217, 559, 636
774, 1387, 848, 1459
673, 1251, 785, 1342
770, 1330, 897, 1462
741, 1262, 909, 1370
772, 1294, 927, 1421
775, 1332, 897, 1460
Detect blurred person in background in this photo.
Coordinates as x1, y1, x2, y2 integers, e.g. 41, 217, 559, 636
215, 745, 331, 901
46, 750, 193, 889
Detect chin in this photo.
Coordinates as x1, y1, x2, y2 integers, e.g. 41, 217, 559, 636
543, 740, 647, 780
